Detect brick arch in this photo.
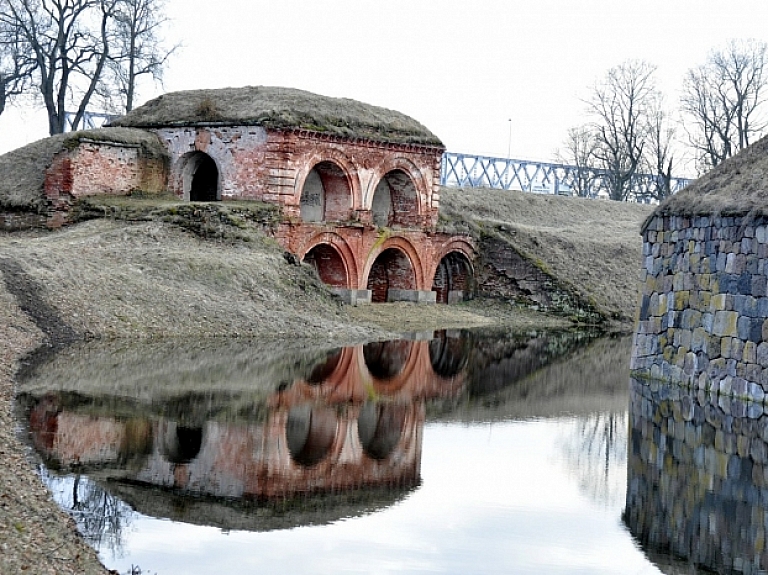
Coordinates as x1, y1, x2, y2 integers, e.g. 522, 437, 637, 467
175, 151, 221, 201
364, 236, 425, 289
430, 240, 476, 304
294, 153, 361, 222
297, 232, 359, 289
366, 157, 430, 227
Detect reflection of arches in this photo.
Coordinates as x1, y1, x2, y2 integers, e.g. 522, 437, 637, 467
181, 152, 219, 201
363, 340, 413, 380
300, 161, 352, 222
307, 349, 343, 384
371, 170, 418, 227
432, 251, 474, 303
303, 244, 348, 288
366, 248, 417, 303
429, 331, 471, 378
160, 422, 204, 464
286, 405, 337, 467
357, 402, 407, 460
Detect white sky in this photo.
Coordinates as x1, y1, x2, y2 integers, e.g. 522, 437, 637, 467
1, 0, 767, 168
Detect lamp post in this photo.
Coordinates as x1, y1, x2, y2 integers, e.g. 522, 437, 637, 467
507, 119, 512, 159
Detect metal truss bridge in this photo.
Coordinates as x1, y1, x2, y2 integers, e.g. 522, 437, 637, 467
440, 152, 692, 201
64, 111, 118, 132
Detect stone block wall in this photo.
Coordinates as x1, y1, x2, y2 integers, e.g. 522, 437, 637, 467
632, 214, 768, 399
626, 378, 768, 574
476, 231, 602, 321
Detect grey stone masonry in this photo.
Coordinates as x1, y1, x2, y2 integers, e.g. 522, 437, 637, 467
631, 214, 768, 401
626, 378, 768, 574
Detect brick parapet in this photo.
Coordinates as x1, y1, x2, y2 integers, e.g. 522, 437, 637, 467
631, 213, 768, 400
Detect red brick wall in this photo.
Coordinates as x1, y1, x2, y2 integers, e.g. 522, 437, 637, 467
155, 126, 442, 227
43, 141, 167, 222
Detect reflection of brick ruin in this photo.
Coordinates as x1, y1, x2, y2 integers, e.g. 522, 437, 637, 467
29, 339, 466, 500
35, 87, 476, 304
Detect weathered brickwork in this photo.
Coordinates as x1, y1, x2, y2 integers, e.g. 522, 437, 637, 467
632, 214, 768, 399
43, 140, 166, 226
274, 222, 475, 298
27, 91, 474, 302
476, 233, 602, 321
155, 126, 441, 228
626, 378, 768, 574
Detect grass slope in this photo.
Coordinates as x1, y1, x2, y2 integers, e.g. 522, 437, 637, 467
440, 186, 654, 323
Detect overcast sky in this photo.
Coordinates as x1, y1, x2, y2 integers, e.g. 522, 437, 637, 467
1, 0, 767, 169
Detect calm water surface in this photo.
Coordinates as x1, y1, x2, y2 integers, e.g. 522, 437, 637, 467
15, 329, 727, 574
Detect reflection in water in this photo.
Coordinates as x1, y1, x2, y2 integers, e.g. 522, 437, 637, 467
625, 378, 768, 574
558, 413, 627, 508
15, 328, 657, 573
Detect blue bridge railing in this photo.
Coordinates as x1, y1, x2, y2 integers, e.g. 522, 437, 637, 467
440, 152, 692, 201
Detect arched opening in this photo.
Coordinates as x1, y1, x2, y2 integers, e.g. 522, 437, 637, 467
303, 244, 348, 288
300, 161, 352, 222
182, 152, 219, 201
286, 404, 337, 467
429, 331, 471, 378
357, 402, 407, 460
366, 248, 417, 303
363, 340, 413, 380
371, 170, 418, 228
432, 252, 474, 304
161, 422, 204, 465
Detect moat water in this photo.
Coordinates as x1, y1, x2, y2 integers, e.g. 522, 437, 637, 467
17, 328, 762, 574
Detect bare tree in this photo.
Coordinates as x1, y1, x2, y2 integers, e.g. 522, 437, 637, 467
105, 0, 175, 113
0, 0, 175, 132
587, 60, 658, 201
643, 95, 677, 201
0, 18, 35, 116
558, 125, 598, 197
682, 39, 768, 171
0, 0, 120, 134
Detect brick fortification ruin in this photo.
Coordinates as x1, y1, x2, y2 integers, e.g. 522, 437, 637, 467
631, 136, 768, 401
6, 86, 474, 304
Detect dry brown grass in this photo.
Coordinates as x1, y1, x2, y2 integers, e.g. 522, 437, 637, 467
0, 128, 166, 212
110, 86, 443, 146
647, 133, 768, 226
440, 186, 654, 323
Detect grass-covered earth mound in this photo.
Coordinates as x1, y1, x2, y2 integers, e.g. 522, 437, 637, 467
109, 85, 443, 146
0, 127, 166, 213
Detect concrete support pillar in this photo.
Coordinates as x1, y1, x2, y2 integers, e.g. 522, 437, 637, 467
387, 289, 436, 304
330, 288, 372, 306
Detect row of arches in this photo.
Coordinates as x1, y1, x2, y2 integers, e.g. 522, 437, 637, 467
286, 401, 407, 467
180, 152, 423, 226
304, 241, 474, 303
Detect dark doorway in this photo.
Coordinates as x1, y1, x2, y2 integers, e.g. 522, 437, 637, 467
189, 154, 219, 201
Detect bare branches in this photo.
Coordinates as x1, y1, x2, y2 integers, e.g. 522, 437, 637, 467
106, 0, 176, 112
0, 16, 35, 116
558, 126, 598, 197
682, 39, 768, 171
0, 0, 175, 133
586, 60, 659, 201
